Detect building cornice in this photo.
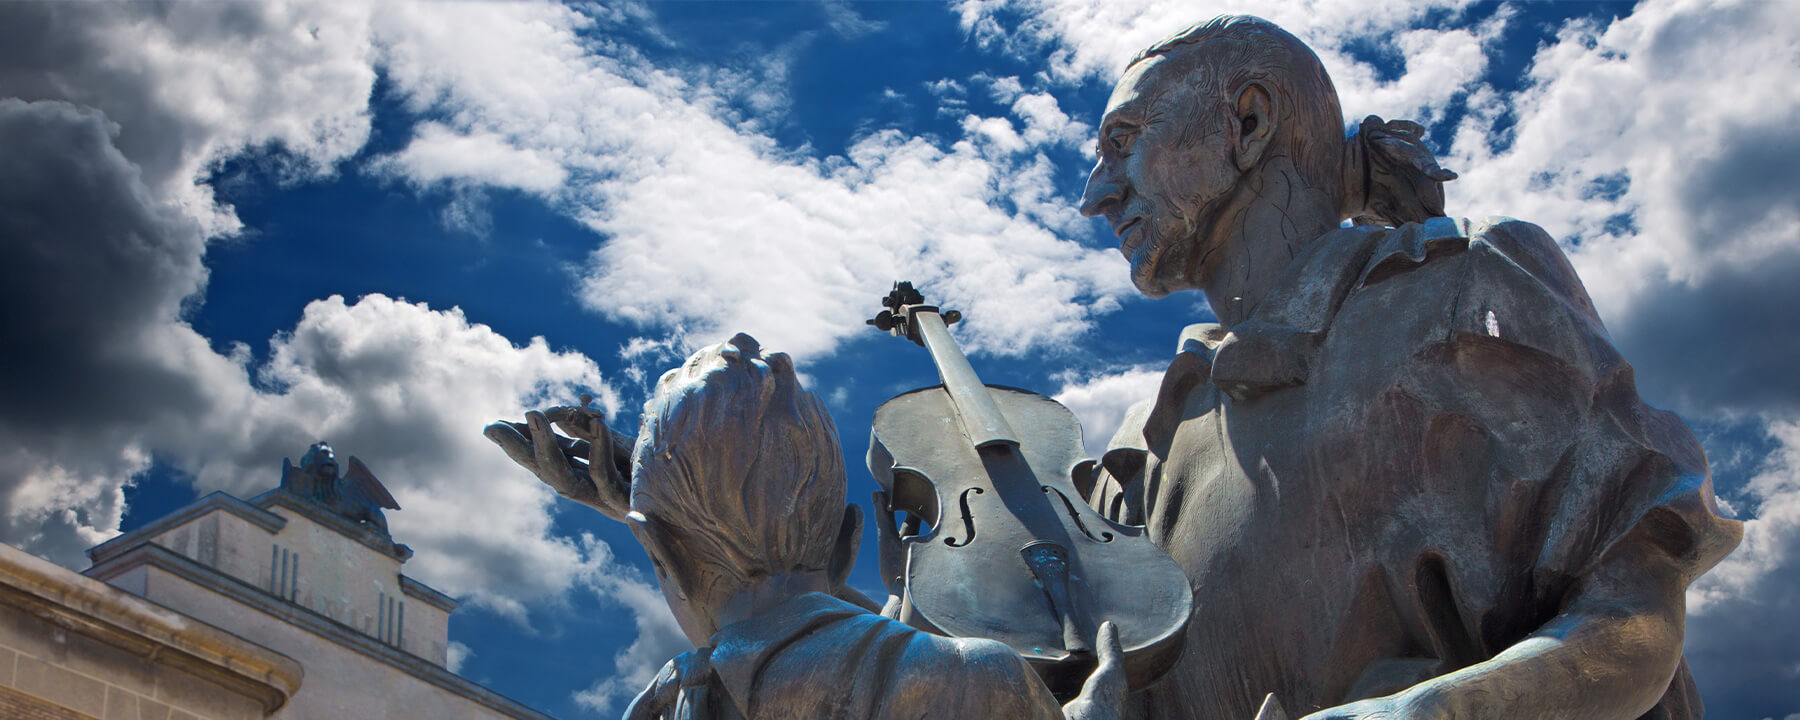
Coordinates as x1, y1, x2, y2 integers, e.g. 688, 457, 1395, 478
84, 543, 552, 720
400, 574, 459, 613
249, 490, 415, 561
85, 491, 286, 566
0, 544, 303, 713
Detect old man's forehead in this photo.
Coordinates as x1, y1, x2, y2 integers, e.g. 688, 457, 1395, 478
1105, 53, 1206, 121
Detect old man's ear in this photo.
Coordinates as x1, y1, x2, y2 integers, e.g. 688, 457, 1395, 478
1233, 81, 1276, 171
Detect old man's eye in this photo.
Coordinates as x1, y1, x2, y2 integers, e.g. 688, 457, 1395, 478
1107, 126, 1139, 155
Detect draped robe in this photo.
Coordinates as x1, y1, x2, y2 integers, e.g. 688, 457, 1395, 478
1086, 217, 1741, 720
641, 591, 1069, 720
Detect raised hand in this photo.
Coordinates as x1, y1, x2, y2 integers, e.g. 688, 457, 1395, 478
486, 395, 634, 521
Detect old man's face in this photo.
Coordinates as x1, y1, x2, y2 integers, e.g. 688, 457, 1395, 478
1080, 52, 1238, 298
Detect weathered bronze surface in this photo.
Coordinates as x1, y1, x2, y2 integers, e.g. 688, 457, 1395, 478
491, 335, 1129, 719
486, 14, 1745, 720
1078, 15, 1741, 720
866, 283, 1190, 695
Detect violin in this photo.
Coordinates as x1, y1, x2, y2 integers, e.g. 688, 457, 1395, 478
866, 282, 1191, 695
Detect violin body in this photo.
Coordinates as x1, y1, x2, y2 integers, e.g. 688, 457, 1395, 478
869, 382, 1192, 693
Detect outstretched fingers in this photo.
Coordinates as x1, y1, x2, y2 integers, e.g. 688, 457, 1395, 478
484, 421, 538, 471
585, 419, 631, 521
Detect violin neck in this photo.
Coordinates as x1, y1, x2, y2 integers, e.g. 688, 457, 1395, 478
911, 309, 1019, 450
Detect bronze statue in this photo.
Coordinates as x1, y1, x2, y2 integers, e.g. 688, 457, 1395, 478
865, 281, 1190, 695
485, 15, 1744, 720
1077, 15, 1741, 720
280, 441, 401, 536
489, 334, 1128, 720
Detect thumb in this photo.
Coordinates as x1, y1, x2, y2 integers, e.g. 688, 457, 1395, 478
1093, 621, 1127, 697
1073, 621, 1127, 717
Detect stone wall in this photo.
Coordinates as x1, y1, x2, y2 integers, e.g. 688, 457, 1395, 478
0, 544, 299, 720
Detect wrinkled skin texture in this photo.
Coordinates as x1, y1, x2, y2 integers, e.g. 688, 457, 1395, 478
1082, 54, 1237, 299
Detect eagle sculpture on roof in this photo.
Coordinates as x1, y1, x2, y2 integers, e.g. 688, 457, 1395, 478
280, 441, 401, 536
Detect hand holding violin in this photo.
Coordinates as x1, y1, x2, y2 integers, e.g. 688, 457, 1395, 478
1062, 621, 1128, 720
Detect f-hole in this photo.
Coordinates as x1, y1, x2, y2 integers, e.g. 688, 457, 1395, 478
1043, 486, 1114, 543
943, 488, 984, 547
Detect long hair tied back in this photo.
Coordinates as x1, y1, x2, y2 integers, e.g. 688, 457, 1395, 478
1340, 115, 1458, 227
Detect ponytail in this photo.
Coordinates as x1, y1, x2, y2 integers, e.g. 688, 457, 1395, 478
1339, 115, 1458, 226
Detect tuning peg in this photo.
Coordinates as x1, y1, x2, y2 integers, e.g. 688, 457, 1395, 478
942, 310, 962, 325
868, 310, 897, 332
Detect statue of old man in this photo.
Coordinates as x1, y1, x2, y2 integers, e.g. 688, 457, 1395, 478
1075, 16, 1741, 720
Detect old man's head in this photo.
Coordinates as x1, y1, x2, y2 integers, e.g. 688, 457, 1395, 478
1081, 16, 1345, 299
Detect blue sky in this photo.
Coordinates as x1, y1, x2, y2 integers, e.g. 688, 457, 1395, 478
2, 0, 1798, 717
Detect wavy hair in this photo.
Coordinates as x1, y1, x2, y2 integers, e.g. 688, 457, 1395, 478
629, 333, 846, 596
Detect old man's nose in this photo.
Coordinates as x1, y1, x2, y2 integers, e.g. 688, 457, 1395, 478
1081, 163, 1126, 217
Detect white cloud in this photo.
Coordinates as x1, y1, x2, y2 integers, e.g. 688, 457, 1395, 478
1052, 365, 1164, 459
373, 122, 569, 193
364, 1, 1132, 360
0, 0, 380, 562
1011, 91, 1092, 152
0, 2, 378, 237
162, 294, 621, 616
446, 641, 473, 674
1445, 0, 1800, 318
950, 0, 1494, 124
572, 570, 689, 715
1686, 419, 1800, 714
0, 2, 638, 619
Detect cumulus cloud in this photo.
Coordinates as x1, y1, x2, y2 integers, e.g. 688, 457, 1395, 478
1052, 365, 1164, 459
0, 97, 221, 564
950, 0, 1497, 125
0, 2, 376, 236
170, 294, 618, 616
0, 0, 383, 565
372, 122, 569, 193
446, 641, 473, 674
0, 1, 632, 620
1441, 0, 1800, 419
366, 1, 1131, 360
1686, 421, 1800, 717
572, 572, 689, 715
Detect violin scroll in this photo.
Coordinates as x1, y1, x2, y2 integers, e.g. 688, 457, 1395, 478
867, 281, 961, 346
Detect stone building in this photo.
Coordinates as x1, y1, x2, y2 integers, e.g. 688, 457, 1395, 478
0, 446, 554, 720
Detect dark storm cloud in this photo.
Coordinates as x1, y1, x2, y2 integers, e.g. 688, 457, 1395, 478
0, 99, 215, 562
0, 3, 195, 190
1687, 552, 1800, 719
1615, 249, 1800, 420
0, 99, 210, 426
0, 2, 334, 192
1681, 419, 1800, 719
0, 0, 377, 567
1676, 121, 1800, 258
